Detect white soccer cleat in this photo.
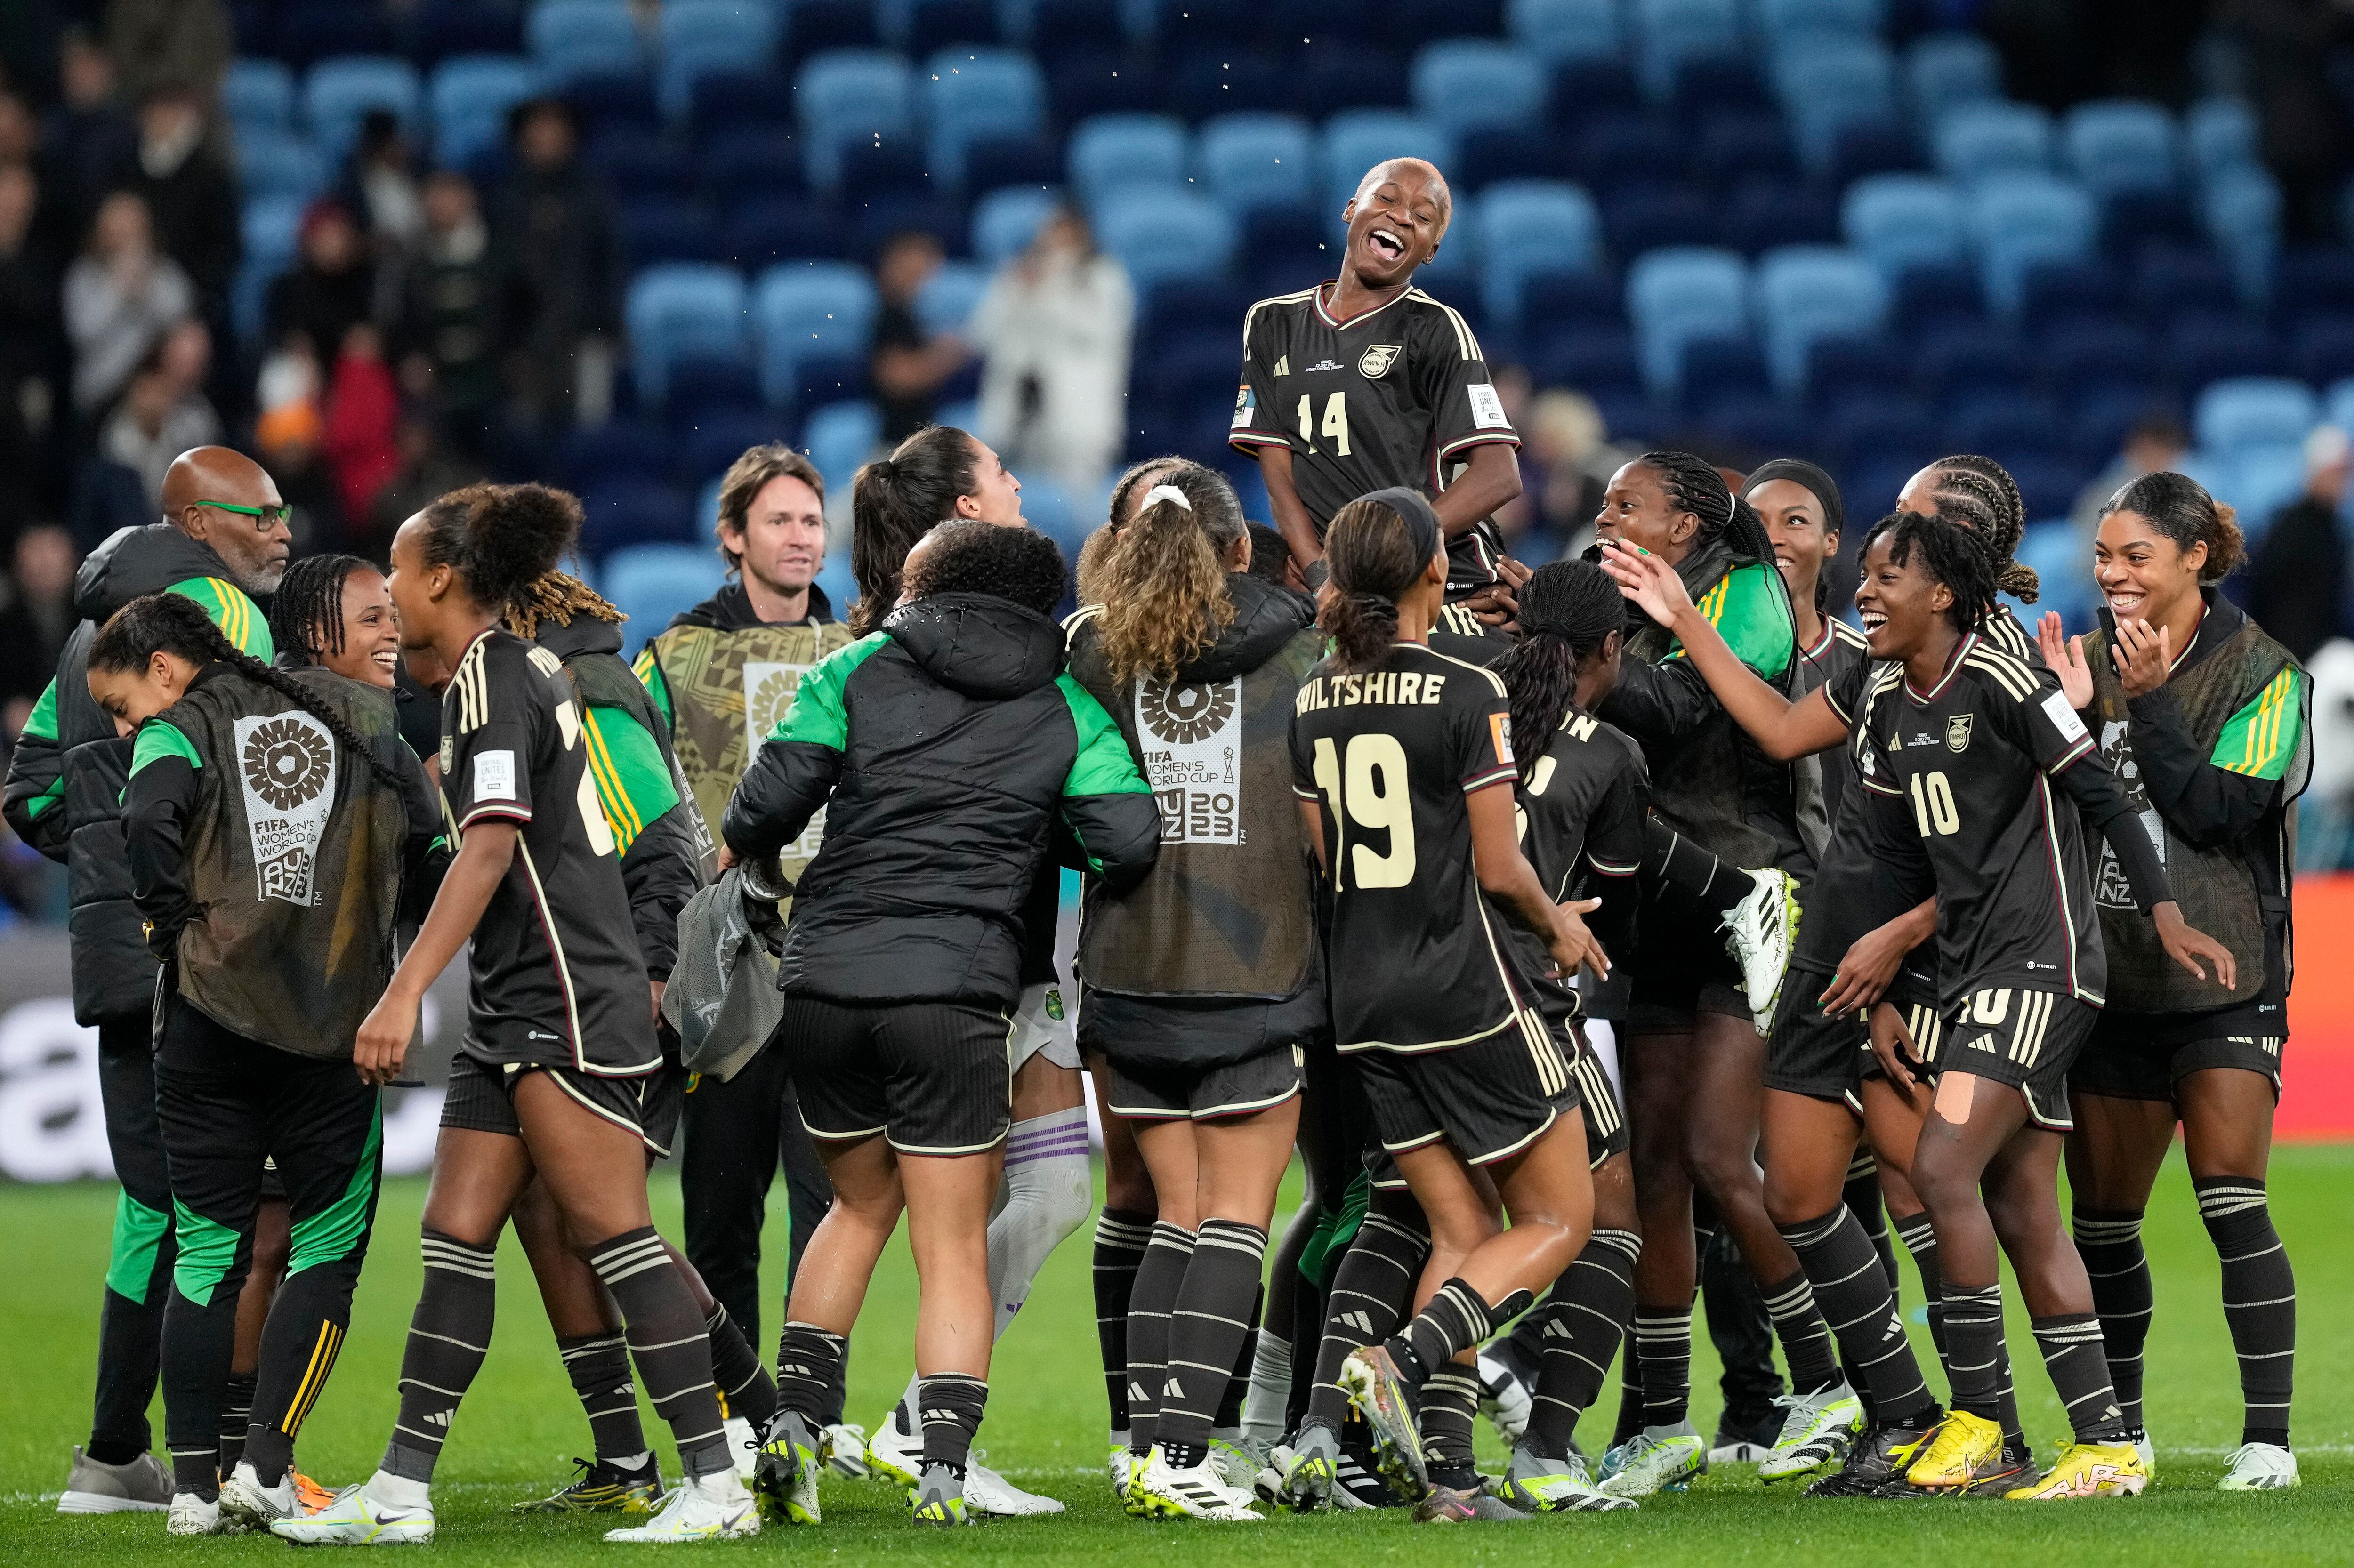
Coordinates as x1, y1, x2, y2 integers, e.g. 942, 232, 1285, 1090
269, 1478, 435, 1545
962, 1453, 1066, 1516
860, 1414, 920, 1487
820, 1423, 869, 1478
1495, 1447, 1637, 1512
1757, 1384, 1866, 1480
218, 1460, 301, 1531
1132, 1448, 1265, 1521
1108, 1440, 1137, 1501
723, 1415, 759, 1481
168, 1491, 226, 1536
1208, 1436, 1263, 1494
1476, 1351, 1533, 1444
2218, 1442, 2298, 1491
603, 1469, 759, 1542
1719, 868, 1799, 1027
1598, 1423, 1708, 1497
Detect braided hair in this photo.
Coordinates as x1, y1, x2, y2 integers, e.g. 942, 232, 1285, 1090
91, 592, 408, 790
1637, 450, 1776, 563
505, 570, 623, 640
1930, 454, 2038, 603
270, 554, 376, 663
1494, 560, 1625, 785
411, 482, 580, 612
1857, 507, 1998, 635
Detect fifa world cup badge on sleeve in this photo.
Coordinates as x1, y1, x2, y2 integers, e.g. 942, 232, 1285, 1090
234, 714, 339, 904
1137, 677, 1243, 844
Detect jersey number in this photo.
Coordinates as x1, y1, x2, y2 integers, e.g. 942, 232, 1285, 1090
1909, 771, 1960, 837
1296, 392, 1352, 457
1311, 734, 1414, 889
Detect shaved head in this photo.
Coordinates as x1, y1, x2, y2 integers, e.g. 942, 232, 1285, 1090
1353, 158, 1451, 220
162, 445, 291, 595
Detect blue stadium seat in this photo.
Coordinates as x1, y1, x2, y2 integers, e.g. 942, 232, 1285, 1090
1773, 37, 1896, 175
1508, 0, 1623, 63
1096, 189, 1237, 297
972, 186, 1062, 264
1754, 245, 1886, 393
1321, 111, 1453, 220
601, 544, 729, 636
1198, 115, 1315, 217
589, 127, 690, 199
234, 195, 305, 341
701, 130, 804, 202
1477, 180, 1601, 327
657, 0, 780, 118
429, 55, 539, 168
2185, 97, 2259, 183
235, 130, 330, 203
2166, 312, 2281, 388
1631, 0, 1744, 104
226, 59, 296, 137
917, 260, 989, 333
583, 481, 697, 555
527, 0, 646, 86
2063, 99, 2178, 197
2193, 377, 2320, 454
626, 264, 751, 408
724, 199, 847, 267
2203, 166, 2282, 298
1069, 114, 1189, 209
754, 262, 881, 407
1902, 31, 2000, 121
2013, 520, 2094, 629
797, 51, 916, 189
1967, 172, 2096, 317
621, 199, 723, 268
303, 56, 422, 160
1841, 173, 1967, 277
279, 3, 399, 67
925, 48, 1047, 188
1627, 246, 1749, 396
408, 1, 528, 67
1933, 101, 2054, 183
1757, 0, 1883, 44
802, 399, 884, 497
1411, 42, 1547, 139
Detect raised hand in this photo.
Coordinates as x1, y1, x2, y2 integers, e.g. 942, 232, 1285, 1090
2111, 615, 2174, 699
1597, 538, 1692, 627
2038, 611, 2093, 710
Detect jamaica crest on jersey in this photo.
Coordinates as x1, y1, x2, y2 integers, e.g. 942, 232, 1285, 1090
234, 711, 339, 905
1357, 343, 1403, 378
1944, 714, 1974, 753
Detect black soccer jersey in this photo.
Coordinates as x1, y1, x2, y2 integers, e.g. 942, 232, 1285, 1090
441, 628, 660, 1075
1794, 615, 1872, 830
1854, 634, 2108, 1007
1290, 642, 1532, 1052
1510, 708, 1648, 1020
1229, 285, 1520, 592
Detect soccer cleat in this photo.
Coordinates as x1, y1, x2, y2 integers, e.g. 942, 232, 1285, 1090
219, 1460, 300, 1531
1413, 1480, 1533, 1522
1109, 1441, 1140, 1501
753, 1410, 822, 1525
1597, 1422, 1708, 1497
2002, 1441, 2148, 1500
1134, 1448, 1264, 1521
861, 1414, 921, 1487
603, 1470, 760, 1542
56, 1445, 171, 1513
168, 1491, 226, 1535
294, 1472, 337, 1514
1709, 1399, 1784, 1463
1495, 1446, 1637, 1512
1720, 868, 1800, 1027
1279, 1425, 1338, 1510
1338, 1344, 1428, 1498
2126, 1428, 2155, 1477
1803, 1416, 1943, 1498
270, 1480, 436, 1544
1475, 1351, 1533, 1443
512, 1455, 661, 1513
910, 1463, 972, 1526
1208, 1436, 1261, 1493
1333, 1431, 1401, 1510
962, 1454, 1066, 1516
1903, 1409, 2004, 1491
2218, 1442, 2298, 1491
1758, 1383, 1867, 1480
723, 1415, 759, 1480
1953, 1437, 2037, 1497
821, 1422, 869, 1478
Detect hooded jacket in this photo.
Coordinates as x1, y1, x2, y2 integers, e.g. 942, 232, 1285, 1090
2, 524, 274, 1023
723, 592, 1160, 1006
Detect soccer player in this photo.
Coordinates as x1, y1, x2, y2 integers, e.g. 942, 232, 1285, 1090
1227, 159, 1522, 598
1064, 464, 1325, 1520
1289, 489, 1602, 1522
2040, 473, 2308, 1491
727, 523, 1158, 1526
87, 592, 443, 1535
276, 484, 753, 1545
5, 446, 287, 1515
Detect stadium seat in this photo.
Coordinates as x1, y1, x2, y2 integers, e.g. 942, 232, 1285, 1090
1773, 37, 1897, 175
668, 365, 767, 431
2193, 377, 2320, 454
601, 544, 730, 636
1967, 172, 2096, 317
925, 48, 1048, 188
1410, 42, 1547, 139
1757, 0, 1882, 41
279, 2, 399, 67
903, 0, 1004, 53
2013, 519, 2094, 628
407, 1, 527, 67
724, 199, 847, 267
917, 260, 989, 333
1477, 180, 1601, 327
589, 127, 691, 199
2062, 99, 2179, 197
226, 59, 296, 137
1508, 0, 1623, 63
527, 0, 646, 85
2203, 166, 2283, 298
754, 262, 881, 408
1095, 189, 1237, 297
2167, 312, 2282, 387
1841, 173, 1967, 277
234, 130, 330, 204
657, 0, 780, 118
1068, 114, 1190, 209
626, 265, 751, 409
2185, 97, 2259, 183
582, 480, 696, 555
1198, 115, 1316, 217
234, 196, 305, 341
303, 56, 422, 160
1627, 246, 1749, 396
1903, 31, 2001, 121
701, 130, 804, 202
621, 199, 723, 268
972, 185, 1063, 264
802, 399, 884, 497
1631, 0, 1744, 105
1754, 246, 1886, 394
1321, 112, 1454, 221
429, 55, 539, 168
797, 51, 917, 189
1933, 100, 2054, 182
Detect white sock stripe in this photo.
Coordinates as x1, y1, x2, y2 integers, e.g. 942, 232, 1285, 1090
559, 1334, 629, 1359
594, 1254, 675, 1286
406, 1330, 489, 1353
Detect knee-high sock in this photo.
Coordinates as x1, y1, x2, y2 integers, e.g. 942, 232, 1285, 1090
1939, 1283, 2005, 1423
384, 1231, 498, 1482
559, 1330, 648, 1463
2030, 1313, 2128, 1442
1643, 819, 1750, 915
1241, 1318, 1292, 1448
2071, 1206, 2151, 1432
1896, 1207, 2019, 1446
1305, 1209, 1429, 1434
1613, 1324, 1646, 1445
587, 1229, 731, 1478
2195, 1176, 2295, 1448
1524, 1228, 1640, 1459
1124, 1222, 1195, 1452
1700, 1221, 1784, 1413
217, 1372, 257, 1474
1760, 1269, 1843, 1396
1092, 1208, 1152, 1439
1632, 1302, 1695, 1429
706, 1302, 777, 1431
1385, 1278, 1532, 1391
1419, 1364, 1484, 1488
1157, 1221, 1267, 1455
1777, 1208, 1937, 1425
989, 1108, 1093, 1336
1213, 1285, 1262, 1435
243, 1263, 361, 1487
1845, 1153, 1899, 1293
776, 1321, 848, 1427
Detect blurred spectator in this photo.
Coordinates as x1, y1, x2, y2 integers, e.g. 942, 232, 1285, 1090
0, 523, 80, 733
63, 188, 192, 414
393, 169, 500, 454
2244, 425, 2352, 662
367, 410, 482, 561
38, 30, 135, 248
98, 318, 218, 507
2226, 0, 2353, 241
341, 109, 424, 261
320, 324, 403, 537
488, 98, 617, 430
970, 207, 1129, 494
0, 161, 64, 535
266, 199, 375, 366
2071, 412, 2189, 550
106, 82, 240, 318
104, 0, 230, 109
1512, 389, 1629, 557
254, 394, 345, 553
870, 229, 967, 446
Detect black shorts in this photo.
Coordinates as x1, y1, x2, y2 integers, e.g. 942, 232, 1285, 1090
441, 1048, 672, 1157
1922, 988, 2098, 1133
2071, 1002, 2287, 1103
780, 995, 1011, 1156
1763, 961, 1866, 1111
1105, 1043, 1304, 1121
1855, 972, 1943, 1088
1626, 883, 1749, 1033
1566, 1020, 1629, 1169
1356, 1008, 1582, 1177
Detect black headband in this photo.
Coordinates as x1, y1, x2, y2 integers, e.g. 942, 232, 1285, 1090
1744, 458, 1845, 538
1362, 486, 1442, 566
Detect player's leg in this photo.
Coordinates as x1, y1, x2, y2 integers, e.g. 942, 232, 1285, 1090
1620, 1024, 1699, 1469
220, 1193, 290, 1481
1125, 1110, 1202, 1467
2061, 1093, 2171, 1454
1286, 1186, 1428, 1507
1088, 1060, 1154, 1472
2177, 1066, 2297, 1489
897, 1139, 1006, 1524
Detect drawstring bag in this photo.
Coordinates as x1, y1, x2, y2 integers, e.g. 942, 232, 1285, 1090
662, 864, 782, 1081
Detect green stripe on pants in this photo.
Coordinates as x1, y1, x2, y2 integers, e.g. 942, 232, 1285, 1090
289, 1102, 384, 1275
172, 1199, 242, 1308
104, 1190, 170, 1303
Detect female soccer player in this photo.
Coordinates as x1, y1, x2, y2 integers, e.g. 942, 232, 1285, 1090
846, 423, 1027, 633
729, 523, 1158, 1527
276, 484, 752, 1545
90, 593, 443, 1535
2040, 473, 2308, 1491
1064, 463, 1324, 1520
1289, 489, 1602, 1519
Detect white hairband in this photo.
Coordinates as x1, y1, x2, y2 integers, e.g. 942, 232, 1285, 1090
1144, 483, 1192, 511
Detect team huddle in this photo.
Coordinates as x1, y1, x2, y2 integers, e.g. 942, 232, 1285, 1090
16, 156, 2312, 1543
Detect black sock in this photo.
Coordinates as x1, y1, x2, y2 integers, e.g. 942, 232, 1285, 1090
384, 1230, 497, 1481
1525, 1228, 1638, 1459
2195, 1176, 2295, 1448
244, 1263, 360, 1487
1644, 820, 1751, 915
1889, 1210, 1947, 1363
1125, 1222, 1195, 1451
1612, 1325, 1646, 1445
1420, 1364, 1484, 1489
1940, 1283, 2005, 1423
162, 1280, 242, 1500
1699, 1221, 1784, 1415
918, 1374, 988, 1478
560, 1331, 649, 1463
1760, 1269, 1843, 1396
588, 1230, 731, 1479
218, 1372, 257, 1475
706, 1303, 778, 1432
1214, 1286, 1264, 1432
1385, 1278, 1529, 1393
1092, 1208, 1152, 1436
91, 1218, 177, 1464
1157, 1221, 1267, 1451
2031, 1313, 2128, 1442
1777, 1207, 1937, 1425
1845, 1153, 1899, 1293
2071, 1206, 2151, 1431
1632, 1303, 1693, 1429
1286, 1275, 1323, 1435
1306, 1209, 1428, 1434
774, 1321, 847, 1428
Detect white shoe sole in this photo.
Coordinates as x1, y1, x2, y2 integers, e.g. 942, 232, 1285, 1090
58, 1490, 169, 1514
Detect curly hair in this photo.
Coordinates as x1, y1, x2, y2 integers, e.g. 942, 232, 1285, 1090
1494, 560, 1624, 785
850, 425, 982, 634
1637, 450, 1777, 563
411, 482, 581, 614
269, 554, 377, 664
1929, 454, 2039, 603
504, 570, 623, 640
1091, 463, 1247, 686
901, 522, 1066, 617
1318, 495, 1429, 674
2102, 469, 2244, 584
1858, 507, 1998, 635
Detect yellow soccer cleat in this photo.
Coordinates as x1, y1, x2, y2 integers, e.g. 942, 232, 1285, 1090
1904, 1409, 2003, 1491
2004, 1441, 2148, 1501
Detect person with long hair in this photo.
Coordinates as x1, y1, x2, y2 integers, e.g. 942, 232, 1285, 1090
275, 484, 754, 1544
2040, 472, 2309, 1491
846, 424, 1026, 635
1064, 462, 1324, 1520
89, 592, 443, 1535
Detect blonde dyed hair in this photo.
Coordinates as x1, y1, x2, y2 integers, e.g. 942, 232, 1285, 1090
1091, 461, 1246, 687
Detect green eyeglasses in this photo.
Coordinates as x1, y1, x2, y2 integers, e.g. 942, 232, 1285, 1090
197, 499, 293, 530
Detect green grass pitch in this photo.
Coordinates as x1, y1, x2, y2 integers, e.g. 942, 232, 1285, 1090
4, 1144, 2349, 1564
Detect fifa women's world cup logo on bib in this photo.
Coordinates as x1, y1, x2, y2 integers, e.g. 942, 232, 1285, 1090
743, 661, 825, 858
1137, 678, 1242, 844
234, 712, 338, 904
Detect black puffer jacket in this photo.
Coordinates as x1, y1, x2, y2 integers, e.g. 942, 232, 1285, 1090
722, 592, 1160, 1005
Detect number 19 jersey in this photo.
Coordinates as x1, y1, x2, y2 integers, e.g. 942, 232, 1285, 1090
1290, 642, 1530, 1052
